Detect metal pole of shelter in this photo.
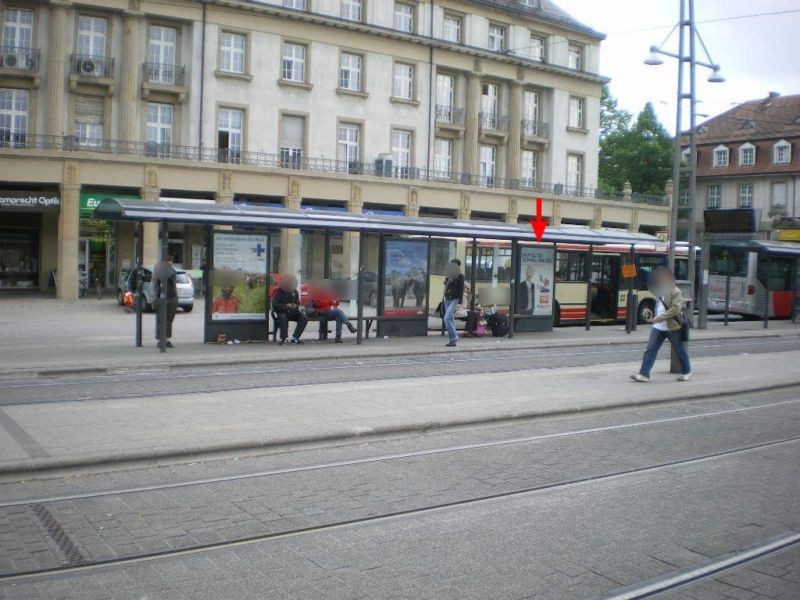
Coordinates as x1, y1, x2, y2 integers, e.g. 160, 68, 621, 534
134, 221, 143, 348
356, 230, 365, 345
792, 257, 799, 324
724, 249, 731, 326
763, 251, 770, 329
626, 245, 635, 334
508, 239, 518, 338
158, 221, 168, 353
585, 244, 593, 331
469, 238, 478, 312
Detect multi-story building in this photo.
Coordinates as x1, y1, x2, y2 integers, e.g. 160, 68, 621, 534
0, 0, 669, 298
687, 93, 800, 239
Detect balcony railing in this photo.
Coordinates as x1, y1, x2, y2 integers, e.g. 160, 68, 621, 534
521, 120, 549, 138
0, 46, 39, 71
479, 112, 508, 132
435, 105, 465, 126
0, 134, 667, 206
143, 62, 185, 86
71, 54, 114, 78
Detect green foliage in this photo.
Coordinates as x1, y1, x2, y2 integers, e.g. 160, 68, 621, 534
599, 86, 673, 196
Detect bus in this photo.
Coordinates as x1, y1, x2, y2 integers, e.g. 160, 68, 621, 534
708, 241, 800, 319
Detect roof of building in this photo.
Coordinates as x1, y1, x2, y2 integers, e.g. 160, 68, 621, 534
465, 0, 605, 39
687, 93, 800, 145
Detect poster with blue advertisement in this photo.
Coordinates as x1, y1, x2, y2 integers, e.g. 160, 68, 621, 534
211, 232, 268, 321
383, 239, 428, 317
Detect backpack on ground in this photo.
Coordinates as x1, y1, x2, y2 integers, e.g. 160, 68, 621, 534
485, 313, 509, 337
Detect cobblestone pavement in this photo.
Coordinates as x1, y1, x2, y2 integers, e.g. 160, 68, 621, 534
0, 389, 798, 599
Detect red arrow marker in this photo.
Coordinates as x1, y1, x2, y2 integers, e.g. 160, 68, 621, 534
529, 197, 548, 242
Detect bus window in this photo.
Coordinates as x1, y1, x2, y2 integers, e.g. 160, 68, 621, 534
757, 257, 793, 292
709, 248, 748, 277
636, 254, 667, 289
556, 251, 587, 282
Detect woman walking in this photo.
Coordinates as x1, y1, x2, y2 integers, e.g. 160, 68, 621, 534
631, 266, 692, 382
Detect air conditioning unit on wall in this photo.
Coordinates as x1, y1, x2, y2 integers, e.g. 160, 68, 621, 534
79, 58, 99, 75
2, 53, 18, 68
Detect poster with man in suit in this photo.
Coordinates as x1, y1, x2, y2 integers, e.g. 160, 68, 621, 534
516, 246, 554, 316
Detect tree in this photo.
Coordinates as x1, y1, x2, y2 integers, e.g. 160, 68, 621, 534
599, 87, 673, 196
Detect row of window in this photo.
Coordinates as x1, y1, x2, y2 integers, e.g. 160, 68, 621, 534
711, 140, 793, 167
706, 182, 788, 209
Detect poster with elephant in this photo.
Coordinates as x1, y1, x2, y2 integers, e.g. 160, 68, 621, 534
382, 239, 428, 317
516, 245, 554, 316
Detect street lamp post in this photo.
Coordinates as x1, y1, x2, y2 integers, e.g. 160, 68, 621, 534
644, 0, 724, 328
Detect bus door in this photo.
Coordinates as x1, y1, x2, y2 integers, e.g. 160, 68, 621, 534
758, 256, 794, 318
590, 254, 620, 320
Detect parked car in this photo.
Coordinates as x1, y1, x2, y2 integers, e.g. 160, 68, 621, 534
119, 266, 195, 312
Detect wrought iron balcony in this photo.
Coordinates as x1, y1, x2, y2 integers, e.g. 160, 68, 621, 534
0, 46, 39, 71
143, 62, 185, 86
435, 105, 465, 126
521, 120, 549, 138
71, 54, 114, 78
479, 112, 508, 132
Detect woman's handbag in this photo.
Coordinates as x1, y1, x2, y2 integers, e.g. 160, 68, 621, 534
680, 311, 690, 342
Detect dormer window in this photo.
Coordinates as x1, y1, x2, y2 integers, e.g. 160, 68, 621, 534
739, 142, 755, 166
696, 125, 707, 134
712, 145, 729, 167
741, 119, 754, 129
774, 139, 791, 164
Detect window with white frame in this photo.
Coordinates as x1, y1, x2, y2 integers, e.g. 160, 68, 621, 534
281, 42, 306, 82
568, 96, 584, 129
738, 184, 753, 208
523, 90, 539, 135
519, 0, 539, 7
739, 143, 755, 166
771, 182, 787, 207
145, 102, 173, 154
568, 44, 583, 70
774, 140, 791, 164
337, 122, 360, 167
488, 24, 505, 51
0, 87, 28, 146
340, 0, 362, 22
393, 62, 414, 100
479, 145, 496, 186
707, 185, 721, 208
436, 73, 455, 120
391, 129, 412, 176
566, 154, 582, 191
219, 32, 246, 74
3, 8, 33, 49
74, 95, 104, 147
434, 138, 453, 176
713, 145, 729, 167
280, 114, 305, 167
442, 14, 462, 43
528, 33, 545, 62
147, 25, 177, 84
283, 0, 306, 10
77, 15, 107, 58
217, 107, 243, 158
339, 52, 362, 91
394, 3, 414, 33
481, 82, 499, 119
521, 150, 537, 187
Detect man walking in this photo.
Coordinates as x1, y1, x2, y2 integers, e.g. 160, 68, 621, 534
631, 266, 692, 382
153, 256, 178, 348
443, 258, 464, 347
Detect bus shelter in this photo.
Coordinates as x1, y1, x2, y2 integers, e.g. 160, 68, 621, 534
94, 197, 662, 350
707, 239, 800, 327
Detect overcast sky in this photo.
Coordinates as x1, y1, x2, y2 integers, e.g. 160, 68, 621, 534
554, 0, 800, 133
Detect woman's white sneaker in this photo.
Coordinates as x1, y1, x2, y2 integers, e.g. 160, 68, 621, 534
630, 374, 650, 382
677, 373, 693, 382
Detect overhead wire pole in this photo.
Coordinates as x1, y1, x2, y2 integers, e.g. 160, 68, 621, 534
667, 3, 685, 273
687, 0, 699, 327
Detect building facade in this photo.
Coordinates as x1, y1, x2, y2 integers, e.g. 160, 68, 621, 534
686, 93, 800, 240
0, 0, 669, 298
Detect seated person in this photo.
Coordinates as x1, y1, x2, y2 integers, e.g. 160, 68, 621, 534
309, 281, 357, 343
271, 274, 307, 345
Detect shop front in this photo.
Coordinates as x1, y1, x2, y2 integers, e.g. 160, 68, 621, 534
0, 191, 60, 291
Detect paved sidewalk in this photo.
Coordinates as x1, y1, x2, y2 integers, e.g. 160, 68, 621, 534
1, 351, 798, 476
1, 296, 798, 376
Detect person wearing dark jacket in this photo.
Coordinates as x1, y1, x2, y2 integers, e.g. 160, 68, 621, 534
153, 256, 178, 348
272, 274, 308, 345
517, 265, 536, 315
442, 258, 465, 347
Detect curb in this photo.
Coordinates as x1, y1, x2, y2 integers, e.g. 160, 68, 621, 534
3, 379, 799, 479
2, 330, 794, 379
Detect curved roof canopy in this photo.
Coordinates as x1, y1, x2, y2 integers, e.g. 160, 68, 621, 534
94, 197, 661, 246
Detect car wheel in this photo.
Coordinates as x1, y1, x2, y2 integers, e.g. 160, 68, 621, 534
637, 300, 655, 324
182, 304, 193, 313
369, 291, 377, 307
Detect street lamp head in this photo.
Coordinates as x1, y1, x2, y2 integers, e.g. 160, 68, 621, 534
708, 66, 725, 83
644, 47, 664, 66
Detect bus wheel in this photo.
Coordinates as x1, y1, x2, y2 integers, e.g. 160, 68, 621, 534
637, 300, 654, 324
553, 302, 561, 327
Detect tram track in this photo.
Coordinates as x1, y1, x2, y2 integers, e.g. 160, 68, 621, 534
1, 434, 798, 582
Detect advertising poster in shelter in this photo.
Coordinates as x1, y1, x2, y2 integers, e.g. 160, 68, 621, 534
211, 232, 268, 320
516, 246, 554, 316
383, 239, 428, 317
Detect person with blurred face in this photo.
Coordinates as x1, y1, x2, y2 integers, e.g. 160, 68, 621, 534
271, 274, 308, 345
311, 281, 357, 343
631, 266, 692, 382
443, 258, 464, 347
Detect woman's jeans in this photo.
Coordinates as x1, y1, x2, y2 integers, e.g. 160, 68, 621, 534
320, 308, 350, 337
443, 299, 458, 342
639, 328, 691, 377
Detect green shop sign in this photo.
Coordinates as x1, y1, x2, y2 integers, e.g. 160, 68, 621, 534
80, 193, 140, 225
